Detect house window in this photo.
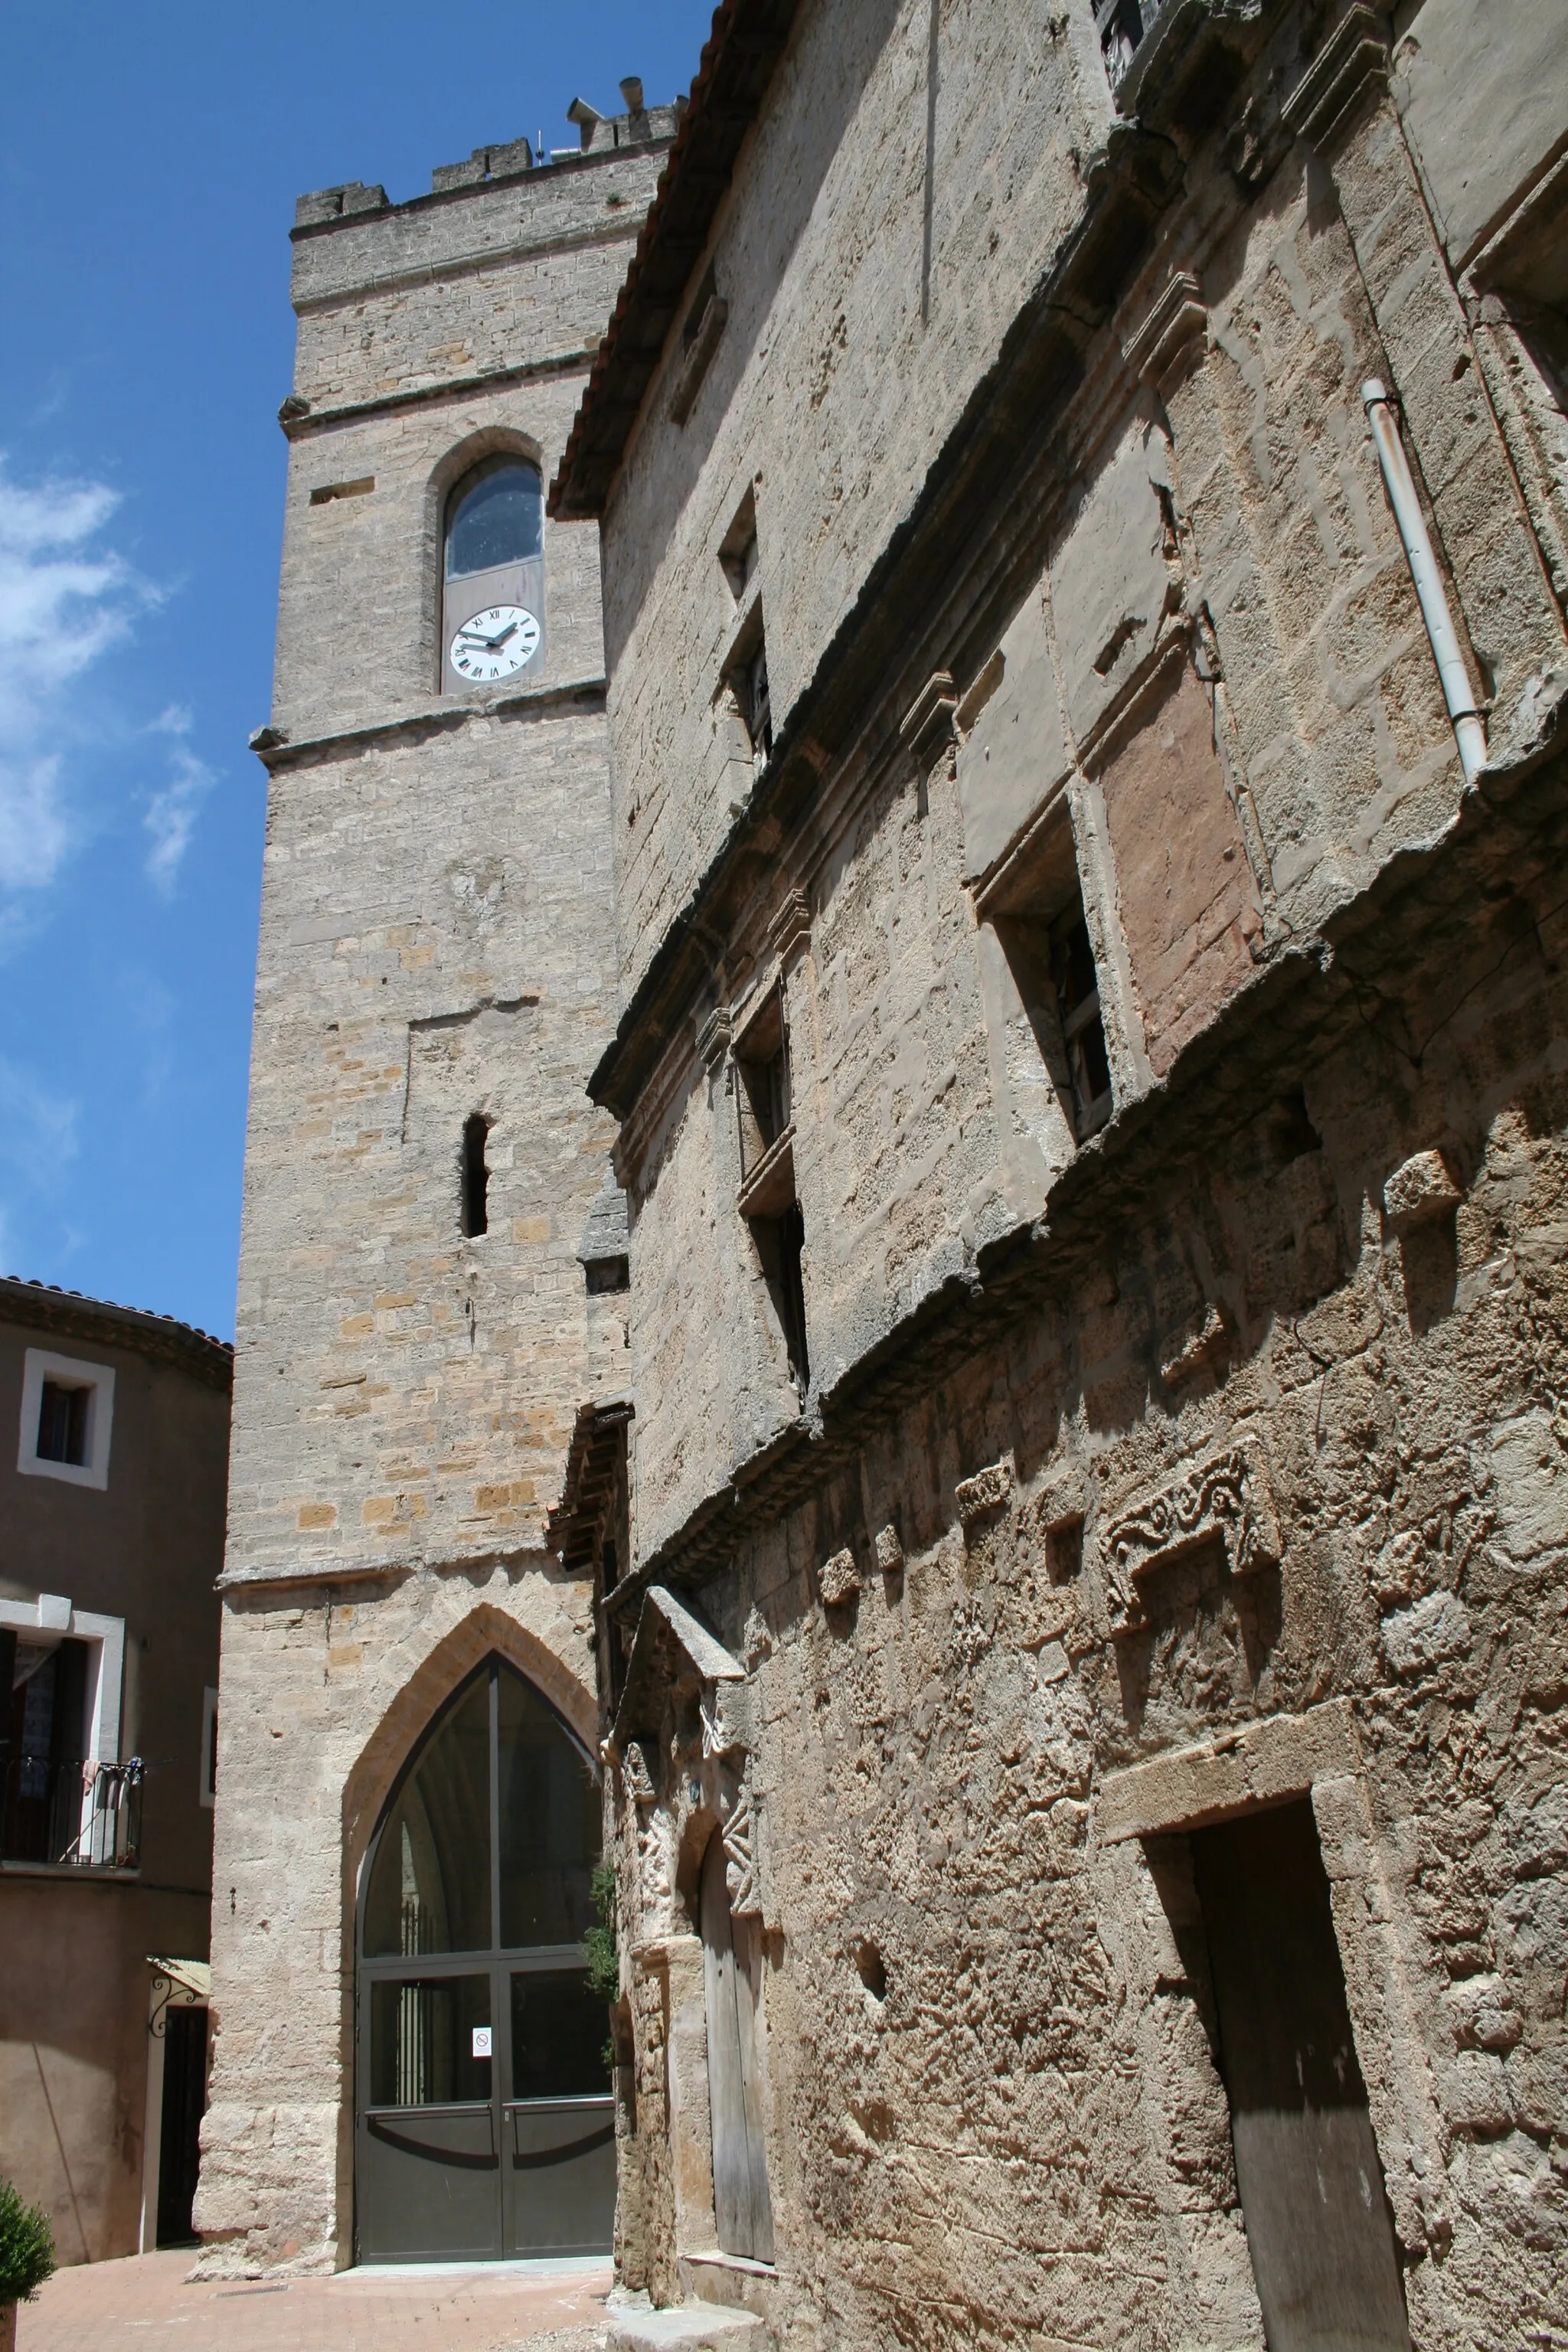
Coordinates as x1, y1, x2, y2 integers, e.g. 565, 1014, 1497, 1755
17, 1350, 116, 1490
38, 1380, 90, 1467
1096, 0, 1161, 91
1049, 898, 1114, 1135
442, 456, 545, 694
990, 841, 1115, 1145
733, 988, 809, 1397
744, 639, 773, 762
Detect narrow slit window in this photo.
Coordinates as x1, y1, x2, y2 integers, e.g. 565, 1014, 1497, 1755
742, 635, 773, 763
38, 1380, 90, 1467
462, 1115, 492, 1238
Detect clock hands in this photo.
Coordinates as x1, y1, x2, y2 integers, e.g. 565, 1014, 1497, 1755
456, 618, 519, 650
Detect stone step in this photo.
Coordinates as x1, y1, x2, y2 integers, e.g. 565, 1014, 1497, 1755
607, 2295, 766, 2352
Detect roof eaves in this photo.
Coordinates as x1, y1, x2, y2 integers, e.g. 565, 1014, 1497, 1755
548, 0, 802, 522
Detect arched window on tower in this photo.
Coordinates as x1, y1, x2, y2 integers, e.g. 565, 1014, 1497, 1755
442, 456, 545, 694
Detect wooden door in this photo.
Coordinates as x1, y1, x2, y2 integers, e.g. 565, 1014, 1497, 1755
1191, 1800, 1410, 2350
701, 1829, 774, 2261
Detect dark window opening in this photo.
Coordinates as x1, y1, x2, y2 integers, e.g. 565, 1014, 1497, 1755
1184, 1800, 1412, 2351
1050, 900, 1114, 1134
445, 459, 544, 581
743, 636, 773, 760
989, 821, 1115, 1148
37, 1379, 90, 1466
462, 1114, 492, 1238
719, 490, 759, 602
3, 1637, 91, 1865
753, 1201, 810, 1396
585, 1256, 630, 1295
1096, 0, 1158, 90
734, 989, 791, 1181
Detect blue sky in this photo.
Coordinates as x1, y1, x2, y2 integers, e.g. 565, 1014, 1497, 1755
0, 2, 714, 1342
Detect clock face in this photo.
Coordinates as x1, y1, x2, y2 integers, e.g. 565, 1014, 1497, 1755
449, 605, 541, 684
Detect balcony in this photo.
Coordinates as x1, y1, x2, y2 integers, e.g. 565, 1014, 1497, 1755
1, 1754, 143, 1872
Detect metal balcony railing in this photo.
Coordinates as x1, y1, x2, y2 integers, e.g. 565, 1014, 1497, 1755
0, 1754, 144, 1870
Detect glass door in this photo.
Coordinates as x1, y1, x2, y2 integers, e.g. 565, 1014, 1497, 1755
355, 1659, 612, 2263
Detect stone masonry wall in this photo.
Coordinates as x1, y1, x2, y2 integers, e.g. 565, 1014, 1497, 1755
619, 894, 1568, 2348
607, 1, 1566, 1577
599, 0, 1114, 1011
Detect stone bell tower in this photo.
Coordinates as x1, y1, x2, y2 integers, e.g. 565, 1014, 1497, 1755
198, 93, 674, 2274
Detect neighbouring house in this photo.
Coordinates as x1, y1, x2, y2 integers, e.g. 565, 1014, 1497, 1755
0, 1278, 230, 2263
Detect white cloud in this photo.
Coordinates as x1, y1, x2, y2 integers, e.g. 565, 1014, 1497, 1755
0, 457, 152, 891
143, 705, 217, 891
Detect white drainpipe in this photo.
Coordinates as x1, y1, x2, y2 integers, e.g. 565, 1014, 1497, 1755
1361, 377, 1488, 782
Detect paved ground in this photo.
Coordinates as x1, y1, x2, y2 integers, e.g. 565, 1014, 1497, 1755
16, 2250, 612, 2352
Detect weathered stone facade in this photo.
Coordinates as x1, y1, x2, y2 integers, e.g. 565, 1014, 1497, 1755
548, 2, 1568, 2347
198, 106, 674, 2272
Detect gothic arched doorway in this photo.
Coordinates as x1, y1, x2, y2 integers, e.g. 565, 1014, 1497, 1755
354, 1656, 612, 2261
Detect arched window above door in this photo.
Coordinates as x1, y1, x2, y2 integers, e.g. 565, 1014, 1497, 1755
441, 456, 546, 694
361, 1655, 598, 1958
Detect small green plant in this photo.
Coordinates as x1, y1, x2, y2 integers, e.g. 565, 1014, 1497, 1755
582, 1860, 619, 1998
0, 2176, 55, 2306
582, 1860, 620, 2079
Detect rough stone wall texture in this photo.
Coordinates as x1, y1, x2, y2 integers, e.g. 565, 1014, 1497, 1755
612, 914, 1568, 2347
580, 0, 1568, 2344
203, 133, 662, 2271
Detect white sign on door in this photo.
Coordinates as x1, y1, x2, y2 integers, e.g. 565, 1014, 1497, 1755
472, 2026, 492, 2059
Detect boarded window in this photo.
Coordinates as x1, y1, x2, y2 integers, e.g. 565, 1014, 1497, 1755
1096, 658, 1259, 1077
1189, 1800, 1410, 2351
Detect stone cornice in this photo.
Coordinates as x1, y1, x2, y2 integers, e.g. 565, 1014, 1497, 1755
279, 349, 597, 441
249, 676, 607, 772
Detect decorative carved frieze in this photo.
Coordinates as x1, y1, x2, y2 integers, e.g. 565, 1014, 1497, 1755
625, 1739, 657, 1804
720, 1782, 761, 1917
1100, 1438, 1282, 1635
956, 1455, 1014, 1527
